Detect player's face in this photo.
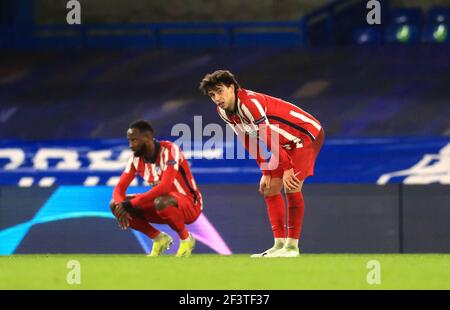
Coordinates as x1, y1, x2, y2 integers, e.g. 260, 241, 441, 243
208, 84, 235, 111
127, 128, 148, 157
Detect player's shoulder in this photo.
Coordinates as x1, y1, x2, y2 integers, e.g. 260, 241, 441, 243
237, 89, 268, 117
160, 140, 183, 154
238, 88, 255, 100
126, 153, 141, 170
160, 140, 184, 163
160, 140, 178, 149
238, 88, 266, 105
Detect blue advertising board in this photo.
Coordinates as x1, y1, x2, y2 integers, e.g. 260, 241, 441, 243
1, 137, 449, 185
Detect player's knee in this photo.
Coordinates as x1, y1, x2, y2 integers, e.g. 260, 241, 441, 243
154, 195, 177, 211
263, 179, 283, 197
263, 187, 282, 197
285, 187, 301, 194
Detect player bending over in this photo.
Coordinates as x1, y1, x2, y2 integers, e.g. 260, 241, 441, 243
110, 120, 203, 257
200, 70, 324, 258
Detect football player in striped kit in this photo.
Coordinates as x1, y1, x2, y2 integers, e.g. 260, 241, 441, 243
200, 70, 324, 257
110, 120, 203, 257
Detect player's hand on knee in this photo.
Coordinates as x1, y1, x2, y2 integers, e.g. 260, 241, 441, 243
259, 175, 271, 195
118, 216, 130, 230
283, 168, 300, 191
114, 202, 132, 230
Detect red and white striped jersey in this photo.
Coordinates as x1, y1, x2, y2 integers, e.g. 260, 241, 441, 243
113, 140, 202, 209
217, 88, 322, 173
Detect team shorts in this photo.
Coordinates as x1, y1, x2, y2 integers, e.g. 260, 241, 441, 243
270, 129, 325, 181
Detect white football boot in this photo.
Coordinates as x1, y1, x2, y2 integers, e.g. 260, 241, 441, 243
251, 238, 287, 258
250, 245, 284, 258
264, 246, 300, 258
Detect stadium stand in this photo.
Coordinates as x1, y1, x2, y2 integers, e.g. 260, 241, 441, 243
1, 0, 449, 139
1, 45, 449, 139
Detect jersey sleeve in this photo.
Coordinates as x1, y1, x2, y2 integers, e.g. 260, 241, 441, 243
112, 155, 137, 202
240, 95, 293, 173
130, 143, 180, 208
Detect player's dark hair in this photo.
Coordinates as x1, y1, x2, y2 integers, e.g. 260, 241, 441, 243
199, 70, 240, 95
129, 120, 154, 135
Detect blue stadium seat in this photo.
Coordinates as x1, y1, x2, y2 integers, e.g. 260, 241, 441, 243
422, 7, 450, 44
427, 7, 450, 24
422, 23, 449, 43
390, 8, 424, 25
351, 27, 383, 45
385, 24, 420, 44
384, 8, 423, 44
32, 34, 84, 49
160, 32, 230, 49
234, 31, 303, 48
85, 34, 157, 49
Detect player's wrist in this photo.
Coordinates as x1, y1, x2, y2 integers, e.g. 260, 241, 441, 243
122, 200, 134, 212
282, 165, 294, 173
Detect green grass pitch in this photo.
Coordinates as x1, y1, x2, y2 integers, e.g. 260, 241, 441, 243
1, 254, 450, 290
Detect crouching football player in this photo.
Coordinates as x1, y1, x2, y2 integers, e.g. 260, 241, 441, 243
110, 120, 203, 257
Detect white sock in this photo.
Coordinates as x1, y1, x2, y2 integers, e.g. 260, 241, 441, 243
286, 238, 298, 249
274, 238, 285, 248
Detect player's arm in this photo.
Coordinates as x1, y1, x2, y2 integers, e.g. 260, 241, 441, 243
232, 124, 270, 174
112, 156, 136, 202
112, 156, 136, 229
124, 144, 180, 211
240, 97, 292, 174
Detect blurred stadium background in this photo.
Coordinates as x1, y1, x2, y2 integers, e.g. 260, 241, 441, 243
0, 0, 449, 263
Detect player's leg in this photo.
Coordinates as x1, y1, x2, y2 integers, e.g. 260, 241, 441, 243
168, 192, 201, 257
110, 196, 160, 238
154, 193, 197, 257
154, 195, 189, 240
263, 179, 304, 258
251, 176, 286, 258
269, 130, 325, 258
110, 197, 173, 256
283, 181, 305, 257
